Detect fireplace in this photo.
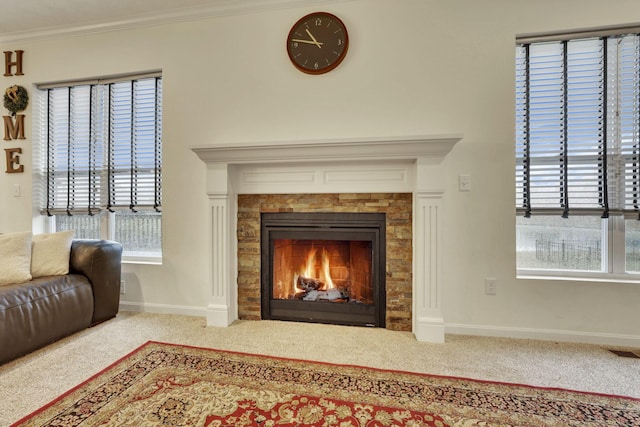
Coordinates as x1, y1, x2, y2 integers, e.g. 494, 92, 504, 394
261, 212, 386, 327
191, 134, 462, 343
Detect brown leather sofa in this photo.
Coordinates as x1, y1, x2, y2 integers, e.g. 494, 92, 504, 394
0, 239, 122, 364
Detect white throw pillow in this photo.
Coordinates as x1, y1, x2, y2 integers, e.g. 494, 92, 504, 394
31, 230, 75, 278
0, 231, 33, 286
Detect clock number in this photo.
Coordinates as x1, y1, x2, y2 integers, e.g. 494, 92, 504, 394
314, 62, 320, 70
315, 18, 322, 26
337, 39, 342, 46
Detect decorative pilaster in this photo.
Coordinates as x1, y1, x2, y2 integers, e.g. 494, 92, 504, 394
413, 192, 445, 343
207, 196, 236, 326
205, 163, 237, 327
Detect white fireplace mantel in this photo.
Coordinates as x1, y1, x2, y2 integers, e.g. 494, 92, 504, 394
191, 135, 461, 165
192, 134, 462, 343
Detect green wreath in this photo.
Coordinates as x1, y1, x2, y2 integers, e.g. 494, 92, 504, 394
4, 85, 29, 117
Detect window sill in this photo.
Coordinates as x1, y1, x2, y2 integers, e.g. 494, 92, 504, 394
123, 254, 162, 265
517, 269, 640, 284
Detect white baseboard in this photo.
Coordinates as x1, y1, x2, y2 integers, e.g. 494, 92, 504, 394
117, 303, 640, 348
445, 323, 640, 348
119, 301, 207, 318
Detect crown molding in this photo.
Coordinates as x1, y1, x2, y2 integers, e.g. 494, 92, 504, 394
0, 0, 355, 44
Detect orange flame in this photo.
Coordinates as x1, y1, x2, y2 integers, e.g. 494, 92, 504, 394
293, 246, 335, 292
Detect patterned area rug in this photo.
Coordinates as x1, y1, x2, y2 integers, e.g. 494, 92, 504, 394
12, 341, 640, 427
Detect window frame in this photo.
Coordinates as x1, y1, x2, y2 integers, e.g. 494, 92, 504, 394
515, 27, 640, 282
516, 215, 640, 282
42, 213, 163, 265
33, 71, 163, 264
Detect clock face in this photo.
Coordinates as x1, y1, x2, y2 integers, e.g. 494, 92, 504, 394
286, 12, 349, 75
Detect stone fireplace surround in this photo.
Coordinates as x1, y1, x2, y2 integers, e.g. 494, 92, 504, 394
192, 135, 461, 343
239, 194, 411, 330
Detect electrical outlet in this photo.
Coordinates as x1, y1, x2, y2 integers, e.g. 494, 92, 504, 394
120, 280, 126, 295
485, 277, 497, 295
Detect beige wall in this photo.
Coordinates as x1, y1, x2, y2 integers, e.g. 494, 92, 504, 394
1, 0, 639, 344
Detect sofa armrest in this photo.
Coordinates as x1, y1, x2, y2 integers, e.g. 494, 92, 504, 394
70, 239, 123, 324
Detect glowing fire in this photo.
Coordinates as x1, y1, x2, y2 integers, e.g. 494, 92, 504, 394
272, 239, 373, 303
272, 240, 364, 301
294, 246, 335, 292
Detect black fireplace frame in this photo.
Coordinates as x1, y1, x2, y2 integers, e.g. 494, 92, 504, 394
260, 212, 386, 327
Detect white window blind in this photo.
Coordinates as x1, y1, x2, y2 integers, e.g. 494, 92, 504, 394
42, 75, 162, 215
107, 78, 162, 211
516, 33, 640, 218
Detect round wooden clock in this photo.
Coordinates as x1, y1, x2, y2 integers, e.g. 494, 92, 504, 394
286, 12, 349, 74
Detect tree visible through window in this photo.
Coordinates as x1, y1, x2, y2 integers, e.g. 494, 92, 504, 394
515, 29, 640, 277
35, 73, 162, 260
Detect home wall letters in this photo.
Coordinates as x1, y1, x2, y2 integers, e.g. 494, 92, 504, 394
3, 50, 26, 173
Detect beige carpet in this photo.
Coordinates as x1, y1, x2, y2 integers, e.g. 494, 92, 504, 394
12, 341, 640, 426
1, 311, 639, 425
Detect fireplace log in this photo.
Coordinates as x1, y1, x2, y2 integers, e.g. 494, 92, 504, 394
320, 288, 343, 301
293, 292, 307, 300
301, 288, 347, 302
297, 276, 324, 291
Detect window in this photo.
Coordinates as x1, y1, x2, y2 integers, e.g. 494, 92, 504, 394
515, 28, 640, 279
34, 73, 162, 261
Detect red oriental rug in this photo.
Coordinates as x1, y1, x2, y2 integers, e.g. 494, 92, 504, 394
11, 341, 640, 426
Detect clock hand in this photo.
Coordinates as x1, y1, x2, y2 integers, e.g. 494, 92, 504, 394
305, 28, 322, 48
292, 38, 324, 46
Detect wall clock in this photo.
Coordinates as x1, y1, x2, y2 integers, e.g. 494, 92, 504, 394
286, 12, 349, 74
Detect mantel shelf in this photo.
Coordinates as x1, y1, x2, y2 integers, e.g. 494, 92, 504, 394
191, 134, 462, 165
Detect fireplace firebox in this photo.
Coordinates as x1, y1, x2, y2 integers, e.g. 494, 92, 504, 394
261, 212, 386, 327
